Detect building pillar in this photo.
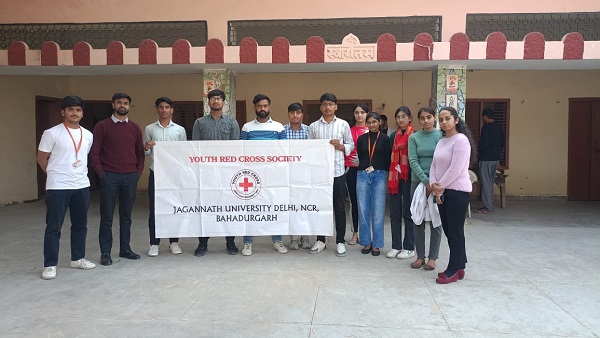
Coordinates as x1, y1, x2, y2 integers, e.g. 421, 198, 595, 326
203, 69, 236, 116
431, 65, 467, 118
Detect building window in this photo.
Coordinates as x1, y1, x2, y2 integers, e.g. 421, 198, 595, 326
465, 99, 510, 169
466, 12, 600, 41
228, 16, 441, 46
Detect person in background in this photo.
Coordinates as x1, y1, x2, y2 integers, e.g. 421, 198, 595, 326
345, 103, 369, 246
357, 112, 391, 256
37, 95, 95, 279
430, 106, 477, 284
408, 107, 443, 271
387, 106, 416, 259
144, 97, 187, 257
476, 108, 505, 214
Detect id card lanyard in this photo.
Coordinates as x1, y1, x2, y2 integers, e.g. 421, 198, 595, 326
367, 131, 381, 166
64, 123, 83, 167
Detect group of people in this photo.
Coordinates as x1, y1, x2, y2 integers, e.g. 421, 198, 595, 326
343, 103, 477, 284
38, 89, 497, 285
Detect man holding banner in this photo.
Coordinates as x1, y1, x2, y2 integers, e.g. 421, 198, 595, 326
191, 89, 240, 256
239, 94, 288, 256
144, 97, 187, 257
308, 93, 354, 257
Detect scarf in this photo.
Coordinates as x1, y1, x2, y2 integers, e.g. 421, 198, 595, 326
388, 124, 414, 194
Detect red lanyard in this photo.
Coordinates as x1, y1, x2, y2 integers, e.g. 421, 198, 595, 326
367, 131, 380, 165
64, 123, 83, 160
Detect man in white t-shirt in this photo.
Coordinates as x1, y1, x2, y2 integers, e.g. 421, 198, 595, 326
37, 96, 96, 280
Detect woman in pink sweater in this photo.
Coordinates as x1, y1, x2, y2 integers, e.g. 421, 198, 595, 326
429, 107, 476, 284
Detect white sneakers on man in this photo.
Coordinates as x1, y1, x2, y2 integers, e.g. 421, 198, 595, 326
242, 243, 253, 256
309, 240, 326, 254
70, 258, 97, 269
169, 242, 182, 254
41, 266, 56, 280
397, 249, 415, 259
148, 245, 159, 257
386, 249, 401, 258
336, 243, 347, 257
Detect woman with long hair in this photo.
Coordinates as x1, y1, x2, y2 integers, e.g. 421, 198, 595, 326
429, 106, 477, 284
408, 107, 443, 270
345, 103, 369, 245
357, 112, 391, 256
387, 106, 417, 259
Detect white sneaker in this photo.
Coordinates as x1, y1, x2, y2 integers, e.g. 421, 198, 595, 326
148, 245, 159, 257
386, 249, 401, 258
336, 243, 347, 257
273, 241, 289, 254
309, 240, 326, 254
169, 242, 182, 255
70, 258, 96, 270
42, 266, 56, 280
242, 243, 252, 256
300, 236, 311, 249
289, 239, 299, 250
397, 249, 415, 259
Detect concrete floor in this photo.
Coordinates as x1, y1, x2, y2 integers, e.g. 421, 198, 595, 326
1, 193, 599, 337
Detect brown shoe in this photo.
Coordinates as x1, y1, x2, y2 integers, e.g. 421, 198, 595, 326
424, 259, 436, 270
411, 258, 425, 269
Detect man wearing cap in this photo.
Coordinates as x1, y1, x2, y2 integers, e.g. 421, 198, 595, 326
37, 95, 96, 279
191, 89, 240, 256
144, 97, 187, 257
90, 92, 145, 266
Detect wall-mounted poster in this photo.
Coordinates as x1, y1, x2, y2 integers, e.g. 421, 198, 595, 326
446, 94, 458, 109
446, 75, 458, 93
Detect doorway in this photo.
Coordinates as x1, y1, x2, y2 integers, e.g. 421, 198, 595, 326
568, 98, 600, 200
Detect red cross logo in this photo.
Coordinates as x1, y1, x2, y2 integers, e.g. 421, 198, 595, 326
239, 177, 254, 191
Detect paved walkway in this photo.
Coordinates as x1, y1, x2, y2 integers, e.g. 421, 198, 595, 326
0, 195, 599, 337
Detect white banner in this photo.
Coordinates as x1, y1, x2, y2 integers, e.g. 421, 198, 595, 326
154, 140, 334, 238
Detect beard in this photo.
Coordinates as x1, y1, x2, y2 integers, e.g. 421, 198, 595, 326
256, 110, 270, 119
115, 108, 129, 116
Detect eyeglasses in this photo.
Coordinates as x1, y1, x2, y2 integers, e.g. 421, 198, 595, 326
321, 102, 336, 108
209, 97, 224, 102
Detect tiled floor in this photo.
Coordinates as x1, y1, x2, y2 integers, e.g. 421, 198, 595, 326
1, 195, 599, 337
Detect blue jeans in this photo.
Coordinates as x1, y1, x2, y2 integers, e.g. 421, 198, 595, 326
357, 170, 387, 249
99, 171, 139, 254
244, 235, 282, 244
44, 188, 90, 267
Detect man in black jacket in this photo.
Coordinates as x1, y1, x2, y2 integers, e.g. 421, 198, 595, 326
477, 108, 505, 214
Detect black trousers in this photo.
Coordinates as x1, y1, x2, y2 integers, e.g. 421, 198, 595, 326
318, 174, 347, 244
98, 171, 139, 254
438, 189, 470, 275
389, 179, 415, 250
345, 167, 359, 233
148, 170, 178, 245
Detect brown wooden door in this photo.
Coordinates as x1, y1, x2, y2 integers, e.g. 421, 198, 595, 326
568, 98, 600, 200
35, 97, 63, 196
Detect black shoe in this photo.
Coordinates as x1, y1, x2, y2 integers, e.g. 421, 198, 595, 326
100, 253, 112, 266
194, 243, 207, 257
119, 249, 141, 260
361, 246, 372, 255
226, 242, 238, 255
371, 249, 381, 257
